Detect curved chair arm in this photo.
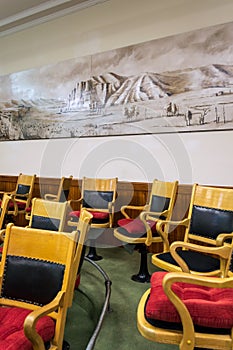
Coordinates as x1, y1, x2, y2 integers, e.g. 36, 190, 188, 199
24, 291, 65, 350
7, 196, 19, 216
44, 193, 58, 201
12, 192, 30, 199
216, 232, 233, 246
156, 218, 190, 232
170, 241, 232, 277
68, 197, 83, 210
120, 204, 146, 219
152, 218, 190, 252
140, 209, 169, 221
0, 190, 14, 195
0, 229, 6, 243
139, 210, 168, 247
163, 272, 233, 350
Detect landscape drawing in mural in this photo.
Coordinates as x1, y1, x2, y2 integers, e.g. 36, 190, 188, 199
0, 21, 233, 140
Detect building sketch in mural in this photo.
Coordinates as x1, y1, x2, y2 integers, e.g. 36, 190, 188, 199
0, 21, 233, 141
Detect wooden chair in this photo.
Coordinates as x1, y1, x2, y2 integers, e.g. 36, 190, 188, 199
44, 176, 73, 202
0, 194, 12, 245
68, 177, 118, 260
151, 184, 233, 277
27, 198, 68, 232
0, 209, 92, 350
114, 179, 178, 282
137, 270, 233, 349
0, 173, 36, 219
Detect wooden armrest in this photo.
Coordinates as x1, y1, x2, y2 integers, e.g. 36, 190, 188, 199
170, 241, 232, 275
24, 291, 65, 350
164, 271, 233, 289
0, 191, 13, 195
68, 197, 83, 211
140, 209, 169, 221
12, 193, 29, 198
44, 193, 58, 201
70, 197, 82, 202
156, 218, 190, 231
121, 204, 146, 219
216, 232, 233, 246
163, 271, 233, 348
0, 229, 6, 243
7, 196, 18, 216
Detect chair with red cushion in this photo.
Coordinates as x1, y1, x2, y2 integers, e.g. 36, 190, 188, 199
114, 179, 178, 283
0, 173, 36, 221
151, 184, 233, 277
0, 210, 92, 350
137, 270, 233, 349
68, 177, 118, 261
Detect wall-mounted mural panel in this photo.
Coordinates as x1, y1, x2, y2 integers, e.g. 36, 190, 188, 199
1, 21, 233, 140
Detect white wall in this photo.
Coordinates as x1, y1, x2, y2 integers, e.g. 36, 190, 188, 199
0, 0, 233, 185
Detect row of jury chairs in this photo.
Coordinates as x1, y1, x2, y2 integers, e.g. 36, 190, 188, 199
0, 174, 118, 261
132, 184, 233, 349
2, 174, 233, 282
1, 174, 233, 281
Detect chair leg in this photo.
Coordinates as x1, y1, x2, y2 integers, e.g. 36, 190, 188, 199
131, 244, 151, 283
86, 240, 103, 261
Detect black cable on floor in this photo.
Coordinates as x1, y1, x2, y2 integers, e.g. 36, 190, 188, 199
84, 256, 112, 350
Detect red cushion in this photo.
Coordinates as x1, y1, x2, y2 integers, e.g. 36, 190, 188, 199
69, 210, 109, 220
25, 207, 31, 213
0, 307, 55, 350
146, 271, 233, 329
117, 218, 157, 234
75, 274, 81, 289
8, 201, 26, 210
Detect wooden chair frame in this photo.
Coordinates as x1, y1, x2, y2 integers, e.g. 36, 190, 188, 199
27, 198, 69, 232
68, 177, 118, 229
3, 173, 36, 216
152, 183, 233, 277
137, 272, 233, 350
68, 177, 118, 260
0, 209, 92, 350
44, 176, 73, 202
114, 179, 178, 282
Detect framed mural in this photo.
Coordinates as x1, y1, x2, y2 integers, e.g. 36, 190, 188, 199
0, 21, 233, 141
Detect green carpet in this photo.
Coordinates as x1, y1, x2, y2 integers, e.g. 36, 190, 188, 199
64, 246, 178, 349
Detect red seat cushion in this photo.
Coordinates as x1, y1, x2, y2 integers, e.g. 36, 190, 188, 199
145, 271, 233, 329
0, 307, 55, 350
8, 201, 26, 210
75, 274, 81, 289
0, 200, 26, 211
69, 210, 109, 221
118, 218, 157, 234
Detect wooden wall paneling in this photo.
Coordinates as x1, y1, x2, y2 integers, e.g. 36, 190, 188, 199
0, 175, 18, 193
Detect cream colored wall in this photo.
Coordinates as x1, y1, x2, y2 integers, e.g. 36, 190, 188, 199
0, 0, 233, 185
